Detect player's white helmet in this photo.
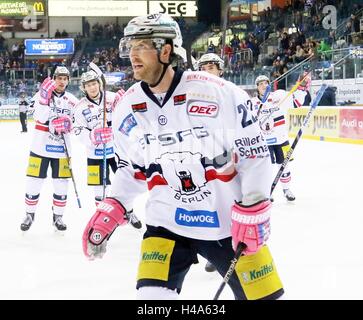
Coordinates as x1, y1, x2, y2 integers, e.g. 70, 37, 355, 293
255, 75, 270, 86
53, 66, 70, 79
119, 13, 186, 61
80, 70, 101, 93
196, 53, 224, 71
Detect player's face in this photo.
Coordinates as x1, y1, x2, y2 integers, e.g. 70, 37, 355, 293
84, 80, 100, 99
257, 80, 269, 96
201, 63, 221, 77
129, 39, 162, 83
54, 75, 69, 93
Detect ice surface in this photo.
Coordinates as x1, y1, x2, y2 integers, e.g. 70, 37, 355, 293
1, 120, 362, 299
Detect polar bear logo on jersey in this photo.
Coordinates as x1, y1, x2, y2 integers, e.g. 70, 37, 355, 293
156, 152, 206, 195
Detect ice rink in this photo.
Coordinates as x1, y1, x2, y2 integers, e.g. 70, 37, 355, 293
1, 120, 362, 300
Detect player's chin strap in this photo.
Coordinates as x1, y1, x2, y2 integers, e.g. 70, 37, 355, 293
149, 50, 170, 88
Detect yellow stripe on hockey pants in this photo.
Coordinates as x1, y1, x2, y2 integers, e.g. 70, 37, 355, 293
235, 245, 283, 300
26, 156, 42, 177
137, 237, 175, 281
87, 165, 101, 185
58, 158, 71, 178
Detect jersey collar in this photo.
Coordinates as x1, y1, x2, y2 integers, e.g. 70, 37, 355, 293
140, 69, 184, 108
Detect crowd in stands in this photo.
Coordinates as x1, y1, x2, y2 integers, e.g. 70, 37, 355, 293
0, 0, 362, 98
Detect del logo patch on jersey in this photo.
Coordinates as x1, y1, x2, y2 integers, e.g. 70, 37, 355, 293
187, 100, 219, 117
119, 113, 137, 136
132, 102, 147, 113
173, 94, 186, 105
175, 208, 220, 228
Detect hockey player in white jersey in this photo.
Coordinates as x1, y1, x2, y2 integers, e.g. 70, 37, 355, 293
82, 14, 284, 300
196, 53, 224, 77
21, 66, 79, 232
251, 74, 309, 201
73, 70, 119, 206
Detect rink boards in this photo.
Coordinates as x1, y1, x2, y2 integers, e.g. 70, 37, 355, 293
287, 106, 363, 145
1, 104, 363, 144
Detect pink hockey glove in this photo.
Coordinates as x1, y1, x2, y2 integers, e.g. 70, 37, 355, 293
39, 77, 56, 105
91, 127, 113, 145
83, 198, 128, 259
298, 72, 312, 91
50, 116, 72, 134
231, 199, 271, 256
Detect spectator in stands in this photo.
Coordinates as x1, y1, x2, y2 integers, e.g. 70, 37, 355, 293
293, 45, 307, 63
61, 30, 69, 38
207, 41, 216, 53
84, 19, 90, 38
351, 14, 360, 33
344, 21, 353, 45
279, 32, 290, 52
0, 34, 5, 50
55, 29, 61, 38
71, 60, 79, 77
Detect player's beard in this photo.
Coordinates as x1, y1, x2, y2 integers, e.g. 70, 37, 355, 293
134, 62, 163, 85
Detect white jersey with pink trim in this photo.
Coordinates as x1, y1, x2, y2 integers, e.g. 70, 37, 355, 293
110, 70, 273, 241
73, 91, 116, 160
251, 89, 306, 145
30, 91, 79, 158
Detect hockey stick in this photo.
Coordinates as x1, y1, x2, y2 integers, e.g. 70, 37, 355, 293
256, 84, 271, 117
89, 62, 108, 200
270, 83, 328, 195
89, 63, 142, 230
213, 242, 246, 300
50, 96, 82, 208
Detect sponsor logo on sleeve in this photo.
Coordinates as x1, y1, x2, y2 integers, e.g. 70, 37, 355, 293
173, 94, 186, 105
119, 113, 137, 136
187, 100, 219, 117
175, 207, 220, 228
95, 147, 114, 156
46, 145, 65, 153
132, 102, 147, 113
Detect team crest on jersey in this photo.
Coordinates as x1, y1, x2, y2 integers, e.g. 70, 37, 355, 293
173, 94, 186, 105
187, 100, 219, 118
119, 113, 137, 136
132, 102, 147, 113
155, 152, 207, 196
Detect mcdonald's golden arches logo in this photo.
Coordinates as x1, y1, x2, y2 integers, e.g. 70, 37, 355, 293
33, 1, 44, 14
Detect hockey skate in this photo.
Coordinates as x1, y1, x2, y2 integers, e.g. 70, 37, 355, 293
205, 261, 217, 272
283, 189, 295, 202
53, 214, 67, 232
20, 213, 34, 232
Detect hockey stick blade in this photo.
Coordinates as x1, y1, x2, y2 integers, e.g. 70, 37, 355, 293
89, 62, 106, 86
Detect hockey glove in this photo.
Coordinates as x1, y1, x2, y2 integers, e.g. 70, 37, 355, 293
39, 77, 57, 105
90, 127, 113, 145
231, 199, 271, 255
82, 198, 128, 259
50, 116, 72, 135
297, 72, 312, 91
